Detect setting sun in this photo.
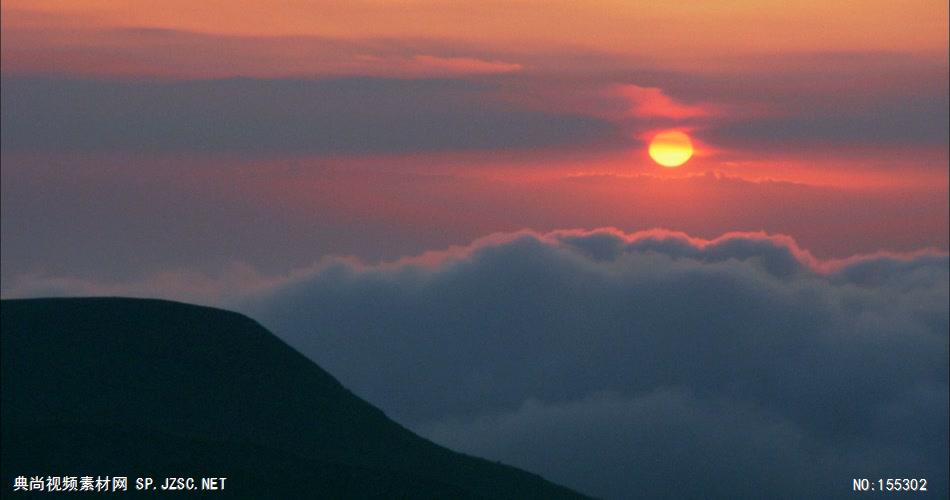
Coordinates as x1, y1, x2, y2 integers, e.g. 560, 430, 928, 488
648, 131, 694, 168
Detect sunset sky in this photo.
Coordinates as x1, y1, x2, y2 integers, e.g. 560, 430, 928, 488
2, 1, 948, 497
3, 0, 948, 289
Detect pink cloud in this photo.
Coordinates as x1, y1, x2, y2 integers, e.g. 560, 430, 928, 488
617, 84, 714, 119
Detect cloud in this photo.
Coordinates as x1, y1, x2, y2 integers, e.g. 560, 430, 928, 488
607, 52, 949, 154
0, 19, 530, 79
616, 85, 714, 120
0, 76, 614, 154
419, 388, 946, 499
5, 228, 947, 497
228, 229, 949, 498
703, 93, 949, 150
410, 55, 523, 75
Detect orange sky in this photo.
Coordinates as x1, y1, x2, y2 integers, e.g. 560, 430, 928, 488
3, 0, 948, 75
5, 0, 947, 49
1, 0, 947, 283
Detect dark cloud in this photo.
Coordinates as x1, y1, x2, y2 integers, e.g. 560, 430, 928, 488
607, 52, 950, 152
236, 229, 948, 499
420, 389, 947, 499
0, 76, 615, 154
702, 93, 949, 150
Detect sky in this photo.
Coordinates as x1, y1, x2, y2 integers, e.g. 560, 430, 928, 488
2, 1, 948, 498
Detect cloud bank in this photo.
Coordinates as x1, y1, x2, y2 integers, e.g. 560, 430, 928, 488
6, 229, 947, 497
234, 229, 948, 498
1, 76, 614, 154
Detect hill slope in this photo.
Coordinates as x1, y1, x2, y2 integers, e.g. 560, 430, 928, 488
1, 298, 589, 498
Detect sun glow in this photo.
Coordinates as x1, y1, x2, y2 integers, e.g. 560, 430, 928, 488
648, 131, 694, 168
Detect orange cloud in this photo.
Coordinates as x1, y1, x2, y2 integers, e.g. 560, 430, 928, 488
617, 85, 714, 120
410, 55, 522, 75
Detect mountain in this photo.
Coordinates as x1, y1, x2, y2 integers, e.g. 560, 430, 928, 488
1, 298, 589, 498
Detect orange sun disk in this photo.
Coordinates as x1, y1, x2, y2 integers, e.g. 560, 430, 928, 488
648, 131, 694, 168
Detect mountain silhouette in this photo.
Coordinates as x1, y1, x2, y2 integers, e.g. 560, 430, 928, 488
1, 298, 588, 498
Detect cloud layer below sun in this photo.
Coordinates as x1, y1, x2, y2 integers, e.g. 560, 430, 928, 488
7, 228, 947, 498
245, 229, 949, 499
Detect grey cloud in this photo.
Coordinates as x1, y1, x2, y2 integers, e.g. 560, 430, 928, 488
610, 52, 949, 151
420, 389, 942, 499
236, 229, 948, 498
703, 93, 949, 150
0, 76, 615, 154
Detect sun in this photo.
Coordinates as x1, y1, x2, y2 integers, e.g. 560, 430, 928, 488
648, 130, 694, 168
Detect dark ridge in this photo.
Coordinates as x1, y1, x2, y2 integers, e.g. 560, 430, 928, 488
1, 297, 589, 498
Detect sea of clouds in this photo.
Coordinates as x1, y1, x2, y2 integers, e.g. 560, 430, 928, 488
7, 228, 947, 498
236, 229, 948, 499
